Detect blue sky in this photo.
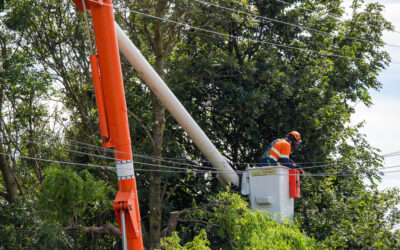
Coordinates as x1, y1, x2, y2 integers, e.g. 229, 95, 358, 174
345, 0, 400, 190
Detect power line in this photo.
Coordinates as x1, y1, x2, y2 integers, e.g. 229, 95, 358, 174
16, 130, 400, 173
2, 149, 400, 178
25, 130, 400, 171
133, 159, 216, 172
0, 152, 114, 171
15, 131, 213, 169
22, 138, 118, 161
380, 164, 400, 170
7, 138, 361, 171
191, 0, 400, 48
271, 0, 400, 34
382, 150, 400, 157
0, 150, 231, 174
33, 137, 216, 170
129, 9, 400, 65
66, 137, 116, 154
9, 136, 217, 171
17, 134, 400, 171
134, 164, 400, 177
302, 163, 400, 171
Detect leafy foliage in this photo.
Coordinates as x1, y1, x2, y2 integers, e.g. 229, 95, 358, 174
171, 192, 316, 249
0, 199, 73, 249
300, 176, 400, 248
160, 229, 210, 250
38, 165, 114, 224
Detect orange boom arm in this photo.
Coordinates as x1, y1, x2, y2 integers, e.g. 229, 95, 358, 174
72, 0, 143, 249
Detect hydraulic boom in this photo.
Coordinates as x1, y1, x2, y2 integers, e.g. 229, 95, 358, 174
72, 0, 143, 249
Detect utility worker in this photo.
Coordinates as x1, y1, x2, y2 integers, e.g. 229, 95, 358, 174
259, 131, 301, 169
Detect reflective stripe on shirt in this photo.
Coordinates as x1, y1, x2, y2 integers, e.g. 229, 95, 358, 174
267, 138, 291, 162
271, 147, 282, 158
269, 155, 278, 161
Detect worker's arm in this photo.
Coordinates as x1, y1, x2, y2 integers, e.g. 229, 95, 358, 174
275, 141, 296, 168
290, 159, 304, 173
278, 157, 296, 168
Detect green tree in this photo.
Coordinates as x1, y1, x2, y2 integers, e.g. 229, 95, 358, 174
170, 192, 316, 249
38, 166, 119, 248
2, 1, 121, 246
299, 131, 400, 248
0, 199, 73, 249
1, 0, 52, 203
164, 0, 399, 247
160, 229, 210, 250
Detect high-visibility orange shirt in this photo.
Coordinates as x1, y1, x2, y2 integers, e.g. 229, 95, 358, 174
268, 138, 291, 162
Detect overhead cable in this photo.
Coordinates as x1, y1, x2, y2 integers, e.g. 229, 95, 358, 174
382, 150, 400, 157
22, 138, 118, 161
8, 138, 363, 171
18, 131, 400, 171
18, 135, 400, 171
58, 139, 216, 170
191, 0, 400, 48
2, 150, 400, 178
129, 9, 400, 64
0, 152, 114, 171
12, 136, 216, 171
271, 0, 400, 34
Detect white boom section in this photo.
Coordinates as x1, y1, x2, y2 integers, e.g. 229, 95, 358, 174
115, 23, 239, 187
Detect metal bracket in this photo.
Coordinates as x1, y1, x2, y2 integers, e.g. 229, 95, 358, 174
113, 190, 141, 238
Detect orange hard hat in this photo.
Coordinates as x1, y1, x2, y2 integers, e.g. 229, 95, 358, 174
288, 131, 301, 143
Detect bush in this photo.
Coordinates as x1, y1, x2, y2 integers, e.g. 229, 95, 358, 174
165, 192, 316, 249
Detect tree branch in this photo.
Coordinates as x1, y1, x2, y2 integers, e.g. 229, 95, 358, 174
161, 200, 221, 237
161, 211, 183, 237
64, 224, 120, 237
162, 183, 180, 204
127, 109, 156, 150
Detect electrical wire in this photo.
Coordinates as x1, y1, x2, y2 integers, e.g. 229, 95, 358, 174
190, 0, 400, 48
2, 147, 400, 178
0, 150, 231, 174
23, 137, 216, 171
0, 152, 114, 171
4, 142, 400, 174
17, 133, 400, 172
22, 138, 118, 161
12, 128, 400, 172
380, 164, 400, 170
382, 150, 400, 157
133, 159, 217, 172
7, 134, 217, 172
65, 136, 203, 164
7, 137, 351, 171
271, 0, 400, 34
128, 9, 400, 65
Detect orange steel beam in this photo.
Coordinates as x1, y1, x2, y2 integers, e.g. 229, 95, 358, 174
72, 0, 143, 249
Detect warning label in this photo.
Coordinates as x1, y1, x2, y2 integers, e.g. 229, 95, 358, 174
252, 170, 276, 176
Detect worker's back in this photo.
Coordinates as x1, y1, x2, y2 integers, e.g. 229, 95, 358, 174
260, 138, 291, 167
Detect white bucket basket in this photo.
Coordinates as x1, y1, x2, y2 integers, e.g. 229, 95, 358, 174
241, 166, 294, 220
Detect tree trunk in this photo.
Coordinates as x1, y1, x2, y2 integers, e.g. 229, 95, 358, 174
148, 55, 166, 249
0, 63, 18, 203
64, 224, 120, 236
0, 151, 18, 203
135, 0, 187, 247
